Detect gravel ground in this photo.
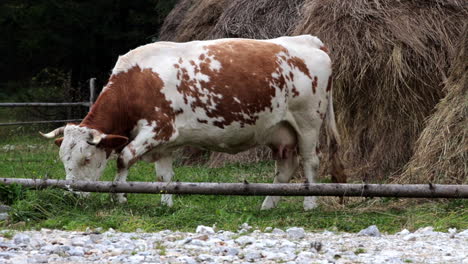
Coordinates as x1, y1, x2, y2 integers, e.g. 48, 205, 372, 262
0, 224, 467, 264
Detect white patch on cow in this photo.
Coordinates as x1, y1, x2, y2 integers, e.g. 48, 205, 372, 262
208, 58, 222, 72
154, 107, 160, 112
233, 97, 241, 104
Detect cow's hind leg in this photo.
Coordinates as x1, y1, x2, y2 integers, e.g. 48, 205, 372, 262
298, 130, 321, 211
155, 156, 174, 207
261, 152, 299, 210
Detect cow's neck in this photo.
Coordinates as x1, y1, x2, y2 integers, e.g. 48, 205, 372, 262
81, 78, 132, 137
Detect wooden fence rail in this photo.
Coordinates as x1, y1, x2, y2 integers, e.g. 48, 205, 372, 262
1, 178, 467, 198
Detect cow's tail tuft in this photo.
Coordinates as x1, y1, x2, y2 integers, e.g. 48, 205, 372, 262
325, 78, 347, 184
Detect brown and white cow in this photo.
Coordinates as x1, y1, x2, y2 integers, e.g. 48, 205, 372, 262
41, 35, 344, 210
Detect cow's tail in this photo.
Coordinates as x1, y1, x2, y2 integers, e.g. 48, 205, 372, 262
325, 78, 347, 184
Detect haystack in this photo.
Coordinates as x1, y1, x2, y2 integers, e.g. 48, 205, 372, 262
159, 0, 467, 182
397, 23, 467, 184
293, 0, 467, 181
210, 0, 304, 39
158, 0, 229, 42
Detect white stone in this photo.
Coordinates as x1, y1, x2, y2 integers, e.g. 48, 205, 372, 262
196, 225, 215, 234
396, 229, 410, 235
272, 228, 285, 234
403, 234, 417, 241
235, 235, 255, 246
13, 234, 30, 245
358, 225, 381, 237
286, 227, 305, 239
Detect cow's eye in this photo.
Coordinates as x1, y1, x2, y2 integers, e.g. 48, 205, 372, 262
83, 157, 91, 165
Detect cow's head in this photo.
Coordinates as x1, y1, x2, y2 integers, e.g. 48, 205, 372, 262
41, 125, 128, 181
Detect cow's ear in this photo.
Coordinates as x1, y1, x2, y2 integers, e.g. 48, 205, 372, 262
54, 137, 64, 147
98, 135, 128, 149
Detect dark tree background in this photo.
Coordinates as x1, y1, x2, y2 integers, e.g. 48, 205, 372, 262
0, 0, 177, 103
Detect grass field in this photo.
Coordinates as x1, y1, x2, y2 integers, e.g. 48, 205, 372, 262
0, 130, 467, 233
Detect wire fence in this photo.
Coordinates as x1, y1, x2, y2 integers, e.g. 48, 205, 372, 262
0, 78, 96, 127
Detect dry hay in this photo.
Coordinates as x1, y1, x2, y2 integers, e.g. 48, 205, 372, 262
293, 0, 467, 181
396, 23, 468, 184
159, 0, 467, 183
210, 0, 305, 39
158, 0, 230, 42
157, 0, 194, 41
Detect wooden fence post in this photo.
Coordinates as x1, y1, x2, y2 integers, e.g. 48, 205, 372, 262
89, 78, 96, 111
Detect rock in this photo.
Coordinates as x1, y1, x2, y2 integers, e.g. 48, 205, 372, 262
197, 254, 213, 262
178, 256, 198, 264
68, 247, 85, 256
235, 236, 255, 246
311, 241, 322, 252
457, 229, 468, 237
358, 225, 381, 237
30, 255, 48, 263
396, 229, 410, 236
272, 228, 285, 235
415, 226, 434, 235
286, 227, 305, 239
0, 252, 16, 259
224, 247, 239, 256
403, 234, 417, 241
296, 251, 315, 264
128, 255, 145, 263
0, 204, 11, 213
264, 227, 273, 232
196, 225, 215, 234
244, 251, 261, 262
0, 213, 8, 221
13, 234, 30, 245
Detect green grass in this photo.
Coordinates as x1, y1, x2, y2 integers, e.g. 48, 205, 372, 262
0, 132, 467, 233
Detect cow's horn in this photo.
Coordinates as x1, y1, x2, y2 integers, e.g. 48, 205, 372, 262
87, 130, 103, 145
40, 127, 65, 139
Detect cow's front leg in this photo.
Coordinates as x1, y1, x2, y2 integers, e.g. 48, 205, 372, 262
155, 155, 174, 207
112, 140, 149, 203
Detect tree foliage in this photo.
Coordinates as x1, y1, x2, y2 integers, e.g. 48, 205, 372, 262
0, 0, 177, 100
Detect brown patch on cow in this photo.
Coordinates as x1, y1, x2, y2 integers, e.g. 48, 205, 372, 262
127, 143, 137, 157
315, 146, 320, 155
326, 76, 332, 92
291, 85, 299, 97
312, 76, 318, 94
286, 57, 311, 79
175, 40, 291, 128
105, 148, 113, 159
319, 45, 329, 54
197, 118, 208, 124
318, 101, 321, 107
81, 66, 178, 143
199, 54, 205, 60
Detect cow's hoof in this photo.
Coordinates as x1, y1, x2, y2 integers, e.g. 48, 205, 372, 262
303, 196, 318, 211
161, 194, 173, 207
261, 196, 280, 210
111, 194, 127, 204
